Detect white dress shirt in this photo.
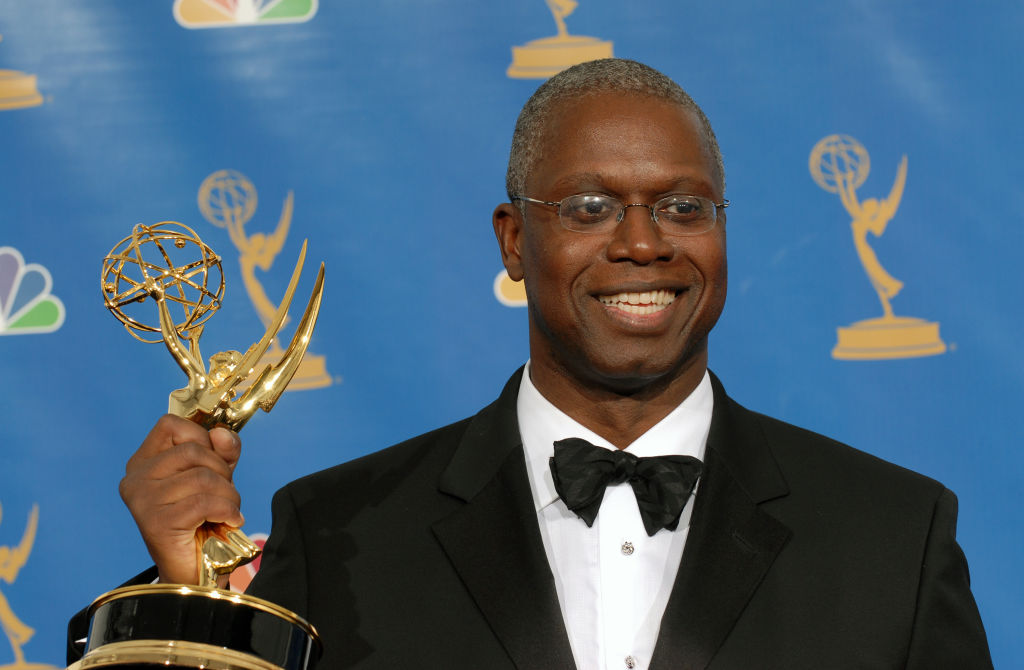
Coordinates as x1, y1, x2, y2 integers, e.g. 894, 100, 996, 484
517, 364, 713, 670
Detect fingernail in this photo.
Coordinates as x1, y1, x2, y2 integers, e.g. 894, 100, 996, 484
214, 426, 240, 447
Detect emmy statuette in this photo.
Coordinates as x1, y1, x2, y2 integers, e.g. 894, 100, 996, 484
810, 135, 946, 360
74, 222, 324, 669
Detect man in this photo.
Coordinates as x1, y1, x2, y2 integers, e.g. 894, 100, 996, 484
69, 59, 991, 669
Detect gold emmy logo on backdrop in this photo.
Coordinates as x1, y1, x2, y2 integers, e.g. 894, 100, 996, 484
0, 503, 56, 670
810, 134, 946, 360
83, 222, 323, 669
198, 169, 333, 391
507, 0, 613, 79
494, 270, 527, 307
0, 36, 43, 111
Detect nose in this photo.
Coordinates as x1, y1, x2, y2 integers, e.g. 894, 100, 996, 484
606, 203, 675, 264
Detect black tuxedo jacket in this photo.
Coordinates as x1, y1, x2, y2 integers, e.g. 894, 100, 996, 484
69, 370, 992, 668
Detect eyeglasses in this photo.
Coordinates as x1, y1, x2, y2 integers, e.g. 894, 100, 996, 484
511, 192, 729, 236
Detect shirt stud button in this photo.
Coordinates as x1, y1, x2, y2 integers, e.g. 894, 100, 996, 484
621, 541, 634, 555
625, 655, 637, 668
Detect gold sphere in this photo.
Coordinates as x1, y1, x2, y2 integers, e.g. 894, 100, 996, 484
101, 221, 225, 343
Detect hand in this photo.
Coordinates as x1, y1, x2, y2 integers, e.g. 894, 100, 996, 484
119, 414, 244, 585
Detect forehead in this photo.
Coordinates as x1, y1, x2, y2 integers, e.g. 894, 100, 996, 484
529, 92, 720, 197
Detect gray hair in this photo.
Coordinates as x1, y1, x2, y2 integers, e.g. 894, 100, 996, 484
505, 58, 725, 200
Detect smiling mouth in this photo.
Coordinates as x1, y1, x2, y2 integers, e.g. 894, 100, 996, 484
597, 289, 678, 315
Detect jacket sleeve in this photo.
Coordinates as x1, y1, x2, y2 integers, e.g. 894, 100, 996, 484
245, 484, 310, 618
65, 566, 160, 665
904, 488, 992, 669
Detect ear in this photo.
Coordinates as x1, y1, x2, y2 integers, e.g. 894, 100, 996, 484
492, 203, 525, 281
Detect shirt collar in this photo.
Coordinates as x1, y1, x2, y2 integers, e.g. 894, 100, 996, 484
517, 362, 714, 513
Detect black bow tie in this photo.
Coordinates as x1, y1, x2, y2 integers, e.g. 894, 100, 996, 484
550, 437, 703, 537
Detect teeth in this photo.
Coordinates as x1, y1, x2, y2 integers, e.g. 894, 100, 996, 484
598, 289, 677, 314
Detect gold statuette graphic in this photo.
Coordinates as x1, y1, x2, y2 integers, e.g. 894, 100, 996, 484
198, 169, 332, 391
507, 0, 613, 79
0, 36, 43, 111
810, 134, 946, 360
85, 221, 322, 669
494, 269, 527, 307
0, 503, 56, 670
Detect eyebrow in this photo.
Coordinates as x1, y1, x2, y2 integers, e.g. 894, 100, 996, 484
548, 172, 605, 192
548, 172, 716, 197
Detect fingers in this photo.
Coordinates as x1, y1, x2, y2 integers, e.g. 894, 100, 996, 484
132, 440, 234, 483
150, 468, 244, 521
135, 486, 245, 535
128, 417, 240, 481
132, 414, 212, 460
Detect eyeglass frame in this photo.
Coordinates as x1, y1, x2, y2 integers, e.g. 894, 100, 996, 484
510, 192, 729, 236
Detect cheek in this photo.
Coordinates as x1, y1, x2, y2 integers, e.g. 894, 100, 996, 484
520, 236, 604, 333
678, 235, 727, 320
521, 232, 591, 284
699, 240, 728, 318
692, 232, 727, 282
709, 247, 727, 287
519, 234, 561, 311
716, 226, 728, 280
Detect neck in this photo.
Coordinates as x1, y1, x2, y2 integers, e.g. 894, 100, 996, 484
528, 353, 708, 449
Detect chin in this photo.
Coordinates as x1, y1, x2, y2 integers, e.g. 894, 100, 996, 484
578, 348, 706, 395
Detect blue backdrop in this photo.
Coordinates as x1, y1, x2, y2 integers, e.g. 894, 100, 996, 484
0, 1, 1020, 666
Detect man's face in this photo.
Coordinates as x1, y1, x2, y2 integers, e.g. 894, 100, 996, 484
494, 92, 727, 395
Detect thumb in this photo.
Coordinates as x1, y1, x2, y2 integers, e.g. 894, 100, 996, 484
209, 426, 242, 472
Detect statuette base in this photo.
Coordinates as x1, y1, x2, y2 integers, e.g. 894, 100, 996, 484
833, 316, 946, 360
81, 585, 320, 670
507, 36, 613, 79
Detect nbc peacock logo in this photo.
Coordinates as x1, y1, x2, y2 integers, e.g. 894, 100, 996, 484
174, 0, 317, 29
0, 248, 64, 336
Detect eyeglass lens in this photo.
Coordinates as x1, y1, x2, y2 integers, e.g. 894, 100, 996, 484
558, 194, 718, 235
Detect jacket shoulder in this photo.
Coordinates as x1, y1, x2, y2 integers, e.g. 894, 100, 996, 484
279, 415, 476, 507
748, 406, 945, 497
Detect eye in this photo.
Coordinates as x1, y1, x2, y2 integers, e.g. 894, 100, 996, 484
657, 195, 706, 223
563, 194, 618, 225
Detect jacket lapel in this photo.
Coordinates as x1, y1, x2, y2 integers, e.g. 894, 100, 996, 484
651, 373, 792, 670
432, 369, 577, 669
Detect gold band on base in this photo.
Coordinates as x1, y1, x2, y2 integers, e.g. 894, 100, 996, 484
81, 640, 282, 670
